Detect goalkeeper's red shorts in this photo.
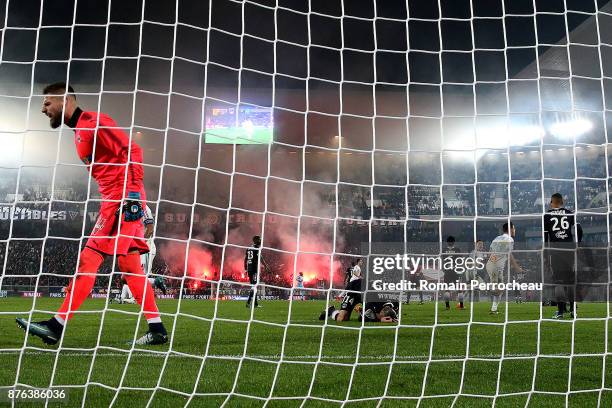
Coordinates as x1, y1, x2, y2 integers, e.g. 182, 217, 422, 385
86, 201, 149, 256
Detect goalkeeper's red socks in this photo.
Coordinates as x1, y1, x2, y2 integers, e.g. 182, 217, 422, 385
55, 247, 104, 322
51, 248, 165, 336
118, 252, 166, 333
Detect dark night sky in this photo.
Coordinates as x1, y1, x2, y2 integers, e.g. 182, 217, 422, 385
1, 0, 609, 94
0, 0, 609, 168
0, 0, 611, 181
0, 0, 611, 254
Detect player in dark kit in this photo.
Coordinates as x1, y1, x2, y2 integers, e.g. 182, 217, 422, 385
544, 193, 583, 319
245, 235, 269, 308
360, 302, 399, 323
344, 261, 355, 286
407, 266, 424, 305
442, 236, 461, 310
319, 276, 363, 322
16, 83, 167, 346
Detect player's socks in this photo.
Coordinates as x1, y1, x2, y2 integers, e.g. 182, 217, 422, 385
327, 306, 336, 317
457, 292, 464, 309
445, 301, 450, 309
148, 321, 167, 335
119, 252, 161, 320
330, 310, 340, 320
54, 315, 65, 326
56, 247, 104, 320
557, 302, 565, 315
247, 288, 256, 306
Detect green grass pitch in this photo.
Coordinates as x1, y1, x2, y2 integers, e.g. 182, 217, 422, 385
1, 298, 612, 407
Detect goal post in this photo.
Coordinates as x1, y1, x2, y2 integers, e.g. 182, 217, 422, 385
0, 0, 611, 407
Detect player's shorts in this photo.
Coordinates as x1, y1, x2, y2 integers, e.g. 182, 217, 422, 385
486, 262, 504, 284
548, 248, 576, 285
86, 200, 149, 256
340, 291, 362, 313
340, 279, 363, 314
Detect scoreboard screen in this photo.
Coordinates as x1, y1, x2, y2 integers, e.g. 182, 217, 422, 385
205, 106, 273, 144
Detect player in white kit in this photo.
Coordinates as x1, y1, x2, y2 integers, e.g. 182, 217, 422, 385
295, 272, 305, 300
485, 222, 522, 314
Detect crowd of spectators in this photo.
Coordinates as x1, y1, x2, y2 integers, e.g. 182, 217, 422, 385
1, 150, 610, 295
443, 186, 474, 217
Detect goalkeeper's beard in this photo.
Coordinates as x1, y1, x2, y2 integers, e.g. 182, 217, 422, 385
49, 112, 62, 129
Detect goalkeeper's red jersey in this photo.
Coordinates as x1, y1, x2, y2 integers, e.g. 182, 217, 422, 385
72, 110, 146, 200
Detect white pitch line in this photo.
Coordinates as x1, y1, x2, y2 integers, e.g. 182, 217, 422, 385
0, 351, 563, 359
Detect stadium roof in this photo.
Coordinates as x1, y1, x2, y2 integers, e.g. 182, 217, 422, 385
518, 2, 612, 79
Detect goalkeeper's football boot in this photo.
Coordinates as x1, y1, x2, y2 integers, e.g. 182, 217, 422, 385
16, 318, 61, 345
132, 331, 168, 346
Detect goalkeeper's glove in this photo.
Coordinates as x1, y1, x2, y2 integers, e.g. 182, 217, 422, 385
119, 192, 144, 222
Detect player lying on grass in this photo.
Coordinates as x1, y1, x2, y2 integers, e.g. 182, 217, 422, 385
319, 276, 363, 321
16, 82, 167, 346
112, 275, 167, 304
318, 264, 398, 323
319, 297, 399, 323
320, 258, 364, 321
359, 301, 399, 323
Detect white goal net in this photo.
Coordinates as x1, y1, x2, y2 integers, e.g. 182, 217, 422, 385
1, 0, 611, 407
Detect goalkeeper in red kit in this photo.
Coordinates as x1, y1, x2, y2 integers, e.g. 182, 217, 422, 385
16, 83, 167, 345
